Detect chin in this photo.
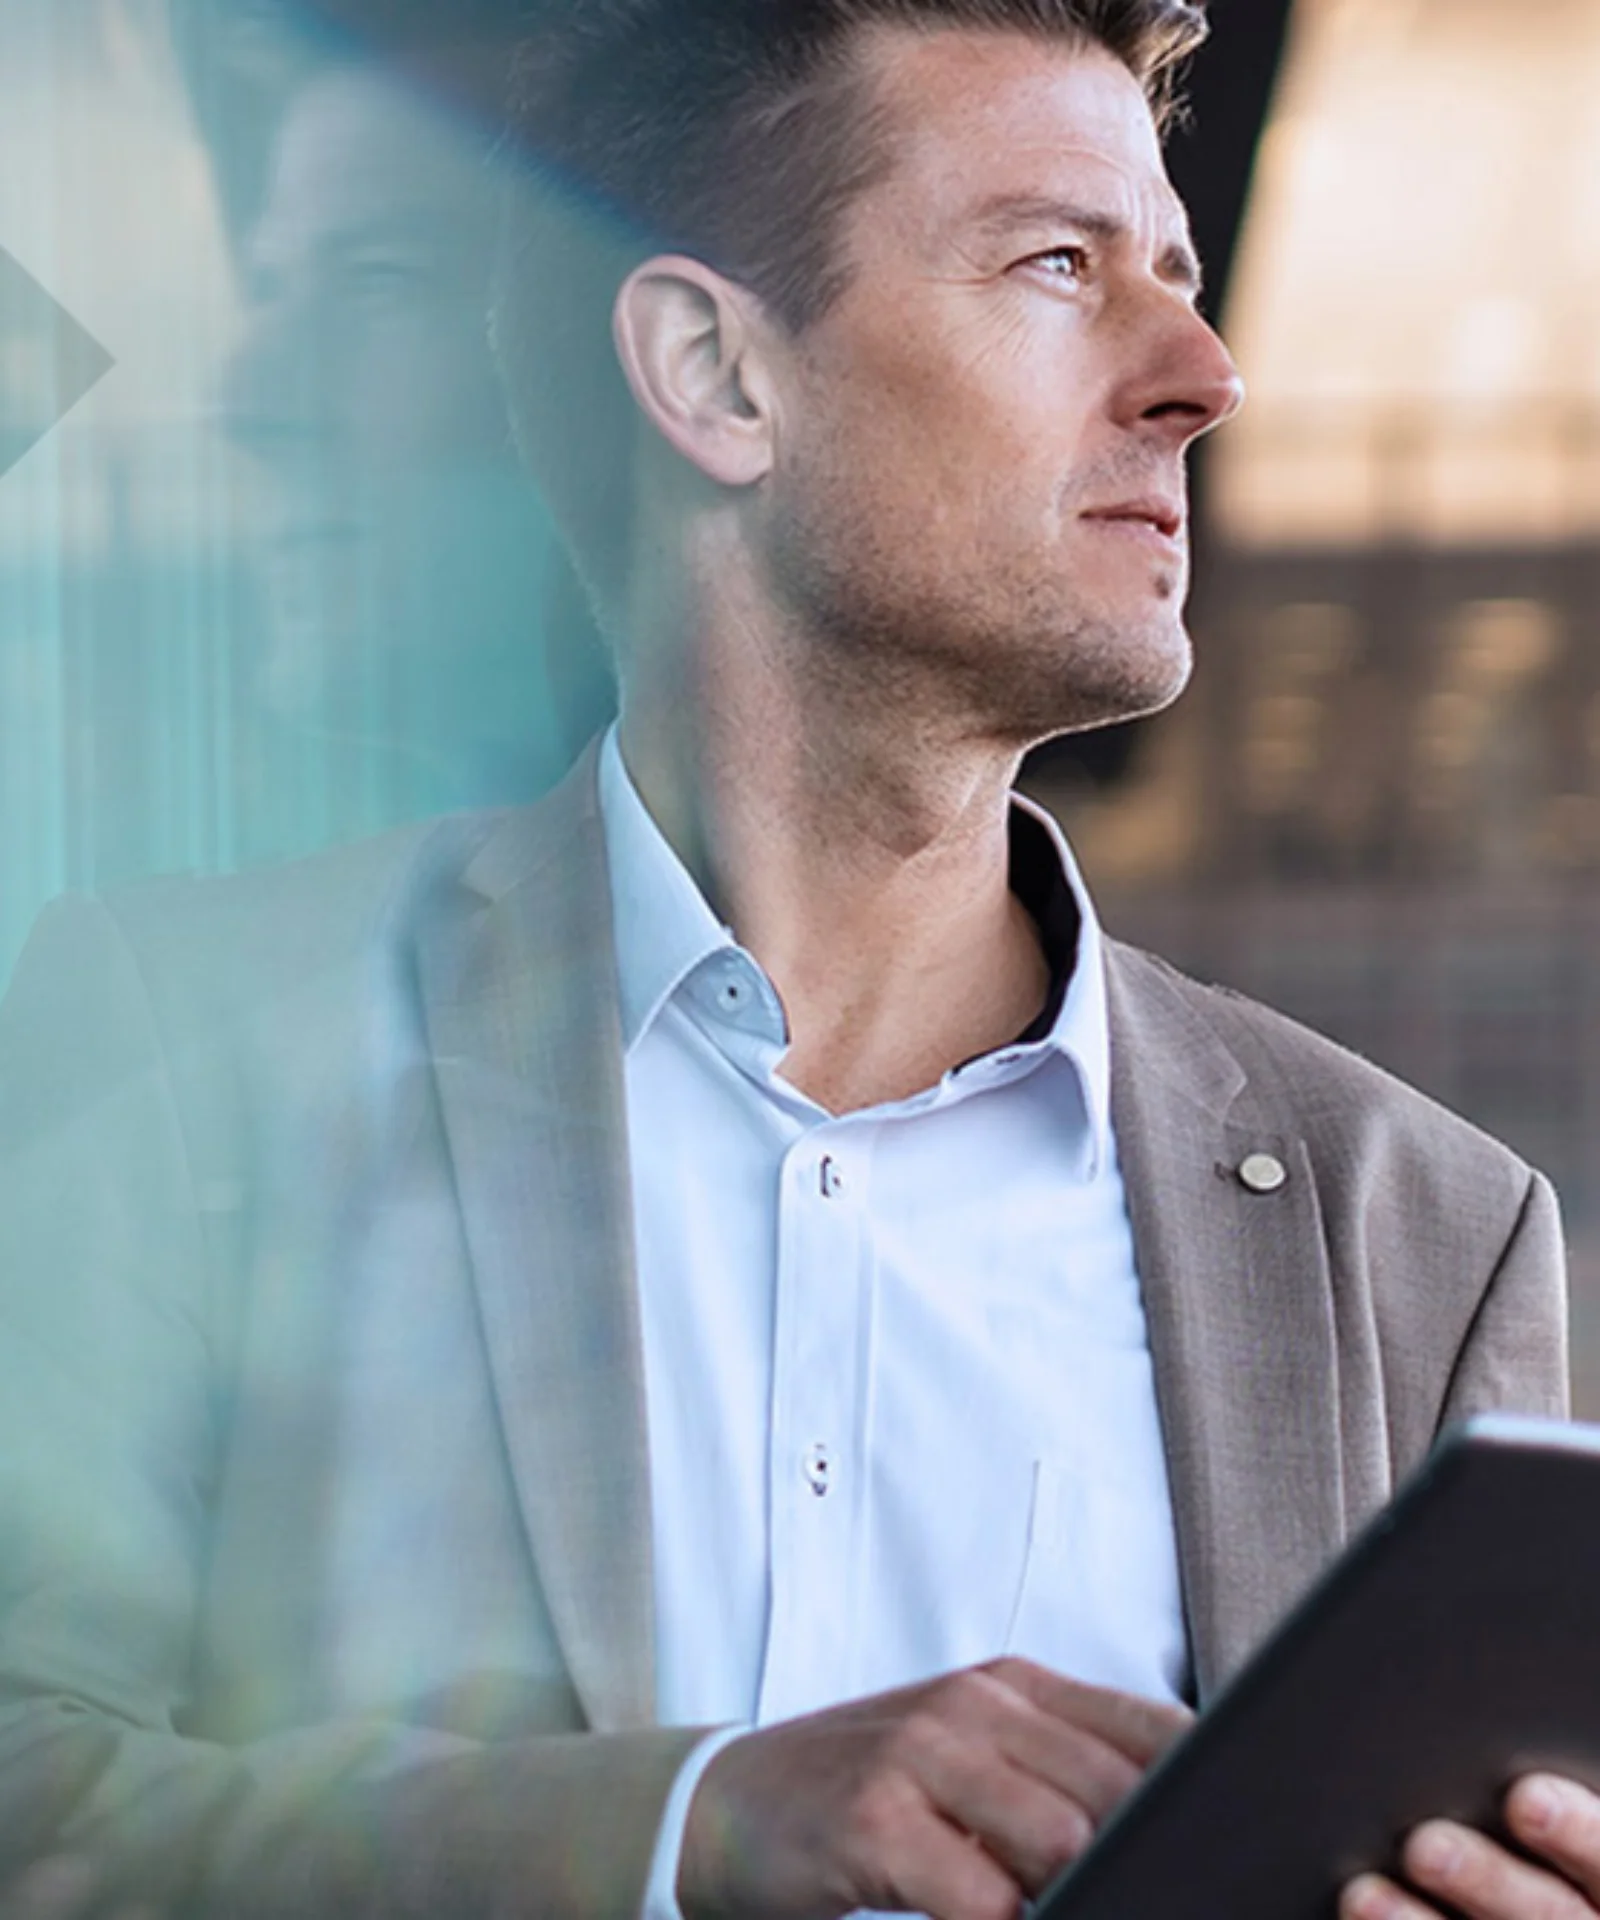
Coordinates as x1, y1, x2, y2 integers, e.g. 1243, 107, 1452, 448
1033, 605, 1194, 736
1117, 622, 1193, 716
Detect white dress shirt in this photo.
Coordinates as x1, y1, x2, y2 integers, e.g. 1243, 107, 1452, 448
597, 730, 1187, 1919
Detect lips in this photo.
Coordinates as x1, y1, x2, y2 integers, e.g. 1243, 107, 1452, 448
1081, 498, 1185, 539
268, 519, 367, 553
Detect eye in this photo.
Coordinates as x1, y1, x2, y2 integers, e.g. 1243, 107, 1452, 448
348, 258, 425, 293
1022, 243, 1090, 287
336, 251, 442, 309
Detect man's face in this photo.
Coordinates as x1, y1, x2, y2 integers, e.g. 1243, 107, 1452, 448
219, 66, 535, 712
757, 28, 1244, 741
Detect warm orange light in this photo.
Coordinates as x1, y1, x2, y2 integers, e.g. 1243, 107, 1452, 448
1214, 0, 1600, 548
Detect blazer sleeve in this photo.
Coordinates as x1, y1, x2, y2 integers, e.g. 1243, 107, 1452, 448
0, 896, 702, 1920
1438, 1166, 1570, 1428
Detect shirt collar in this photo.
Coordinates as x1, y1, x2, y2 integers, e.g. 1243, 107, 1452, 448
600, 725, 737, 1052
599, 723, 1113, 1158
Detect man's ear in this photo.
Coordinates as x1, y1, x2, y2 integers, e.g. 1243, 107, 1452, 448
611, 256, 776, 489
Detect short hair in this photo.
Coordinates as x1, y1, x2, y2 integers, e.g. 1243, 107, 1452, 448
494, 0, 1208, 613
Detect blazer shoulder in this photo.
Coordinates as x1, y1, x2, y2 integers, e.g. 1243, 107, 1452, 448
109, 814, 497, 975
0, 814, 508, 1097
1104, 936, 1540, 1195
2, 754, 608, 1139
82, 745, 606, 1012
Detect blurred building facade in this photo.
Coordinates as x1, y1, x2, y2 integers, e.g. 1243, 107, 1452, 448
1037, 0, 1600, 1405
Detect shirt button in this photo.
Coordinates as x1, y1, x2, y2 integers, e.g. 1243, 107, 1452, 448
803, 1443, 832, 1496
819, 1155, 845, 1199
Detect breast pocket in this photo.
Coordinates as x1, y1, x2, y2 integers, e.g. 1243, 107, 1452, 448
1002, 1458, 1190, 1704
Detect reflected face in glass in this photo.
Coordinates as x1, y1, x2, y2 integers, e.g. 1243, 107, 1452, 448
220, 63, 530, 711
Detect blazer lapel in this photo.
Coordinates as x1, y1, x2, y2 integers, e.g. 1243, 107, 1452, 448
1105, 944, 1346, 1703
415, 750, 656, 1733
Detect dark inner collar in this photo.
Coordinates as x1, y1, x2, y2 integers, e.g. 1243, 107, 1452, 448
952, 808, 1081, 1073
1007, 805, 1082, 1048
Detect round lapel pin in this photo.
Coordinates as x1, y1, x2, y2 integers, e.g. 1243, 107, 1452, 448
1238, 1151, 1288, 1195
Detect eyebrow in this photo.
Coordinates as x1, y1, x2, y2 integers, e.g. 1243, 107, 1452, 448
316, 211, 463, 250
249, 209, 468, 271
962, 193, 1204, 295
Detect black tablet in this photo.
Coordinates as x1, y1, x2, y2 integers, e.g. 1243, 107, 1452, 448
1037, 1415, 1600, 1920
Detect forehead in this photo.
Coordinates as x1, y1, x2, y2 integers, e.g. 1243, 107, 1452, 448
264, 67, 495, 235
851, 26, 1187, 249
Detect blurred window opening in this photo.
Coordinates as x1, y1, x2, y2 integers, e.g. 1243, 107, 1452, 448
1215, 0, 1600, 550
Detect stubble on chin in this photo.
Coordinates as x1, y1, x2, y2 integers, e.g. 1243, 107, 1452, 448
763, 493, 1194, 748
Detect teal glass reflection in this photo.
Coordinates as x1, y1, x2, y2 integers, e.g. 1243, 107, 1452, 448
0, 0, 610, 985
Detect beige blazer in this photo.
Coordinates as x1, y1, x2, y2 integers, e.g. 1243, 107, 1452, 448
0, 749, 1567, 1917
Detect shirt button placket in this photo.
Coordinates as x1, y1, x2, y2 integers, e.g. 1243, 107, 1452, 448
761, 1131, 866, 1722
803, 1160, 845, 1506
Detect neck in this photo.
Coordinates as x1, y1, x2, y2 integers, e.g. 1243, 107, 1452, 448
616, 567, 1052, 1113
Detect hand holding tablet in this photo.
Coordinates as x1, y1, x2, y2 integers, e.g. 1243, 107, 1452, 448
1342, 1771, 1600, 1920
1040, 1416, 1600, 1920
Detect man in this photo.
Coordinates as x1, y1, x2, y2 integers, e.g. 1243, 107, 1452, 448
0, 3, 1577, 1919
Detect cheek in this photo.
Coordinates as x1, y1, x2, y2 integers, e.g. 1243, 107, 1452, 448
786, 310, 1096, 578
852, 343, 1086, 537
340, 332, 504, 464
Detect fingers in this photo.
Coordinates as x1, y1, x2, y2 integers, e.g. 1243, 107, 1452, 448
982, 1658, 1193, 1770
1341, 1792, 1600, 1920
1402, 1819, 1595, 1920
1506, 1776, 1600, 1904
935, 1667, 1147, 1822
903, 1709, 1097, 1894
897, 1665, 1175, 1892
988, 1707, 1141, 1830
1362, 1777, 1600, 1920
1341, 1870, 1444, 1919
842, 1798, 1025, 1920
832, 1685, 1121, 1911
679, 1663, 1181, 1920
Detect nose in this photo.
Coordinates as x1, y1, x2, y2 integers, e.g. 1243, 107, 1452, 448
1118, 295, 1246, 448
213, 276, 335, 463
